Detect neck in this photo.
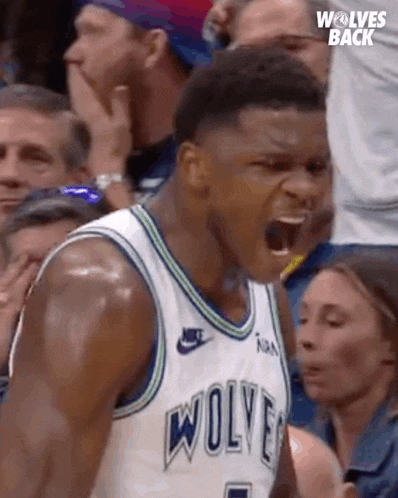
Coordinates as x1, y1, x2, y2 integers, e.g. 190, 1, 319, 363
330, 376, 392, 468
146, 181, 249, 321
131, 59, 187, 149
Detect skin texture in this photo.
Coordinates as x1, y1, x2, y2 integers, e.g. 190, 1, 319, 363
158, 107, 329, 287
297, 270, 395, 468
289, 426, 358, 498
67, 64, 133, 206
231, 0, 329, 83
65, 5, 142, 111
204, 0, 249, 47
6, 220, 80, 265
0, 108, 87, 228
205, 0, 329, 83
0, 220, 80, 375
0, 107, 329, 497
64, 4, 187, 149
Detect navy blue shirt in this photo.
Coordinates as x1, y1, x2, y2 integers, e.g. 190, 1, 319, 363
126, 136, 176, 195
307, 403, 398, 498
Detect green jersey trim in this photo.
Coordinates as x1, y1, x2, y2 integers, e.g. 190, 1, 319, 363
132, 204, 255, 340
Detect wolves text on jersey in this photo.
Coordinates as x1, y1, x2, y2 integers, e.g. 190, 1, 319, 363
164, 380, 286, 471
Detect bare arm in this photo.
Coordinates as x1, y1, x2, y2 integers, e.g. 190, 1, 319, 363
270, 427, 301, 498
270, 283, 301, 497
0, 238, 155, 498
274, 281, 296, 362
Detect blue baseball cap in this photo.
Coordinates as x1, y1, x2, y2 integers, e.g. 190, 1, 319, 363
82, 0, 212, 68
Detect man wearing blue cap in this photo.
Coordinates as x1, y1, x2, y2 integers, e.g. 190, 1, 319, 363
65, 0, 212, 197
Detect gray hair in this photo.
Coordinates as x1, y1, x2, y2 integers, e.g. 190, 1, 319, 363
0, 84, 90, 172
0, 195, 104, 264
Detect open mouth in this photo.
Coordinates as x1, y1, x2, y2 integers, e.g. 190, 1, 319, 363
265, 216, 306, 256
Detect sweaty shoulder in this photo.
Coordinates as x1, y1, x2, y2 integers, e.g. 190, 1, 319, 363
10, 235, 156, 405
40, 235, 148, 303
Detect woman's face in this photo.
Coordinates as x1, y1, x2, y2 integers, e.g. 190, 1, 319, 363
297, 270, 395, 407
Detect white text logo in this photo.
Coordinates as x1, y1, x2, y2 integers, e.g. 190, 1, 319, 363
317, 11, 386, 46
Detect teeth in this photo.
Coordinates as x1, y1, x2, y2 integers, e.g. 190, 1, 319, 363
276, 217, 305, 225
270, 248, 290, 257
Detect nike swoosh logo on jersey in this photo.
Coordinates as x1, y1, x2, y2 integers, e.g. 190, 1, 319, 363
177, 328, 213, 355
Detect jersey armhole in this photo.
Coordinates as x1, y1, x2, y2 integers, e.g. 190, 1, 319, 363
67, 227, 167, 419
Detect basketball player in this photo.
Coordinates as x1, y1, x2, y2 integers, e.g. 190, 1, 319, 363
0, 48, 329, 498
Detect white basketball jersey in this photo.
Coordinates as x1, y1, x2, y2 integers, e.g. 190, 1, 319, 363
22, 204, 290, 498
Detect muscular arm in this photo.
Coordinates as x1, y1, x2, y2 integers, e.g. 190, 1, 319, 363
270, 428, 301, 498
0, 238, 155, 498
270, 283, 301, 497
274, 281, 296, 362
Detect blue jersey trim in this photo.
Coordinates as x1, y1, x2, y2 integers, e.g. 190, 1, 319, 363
115, 336, 158, 410
66, 228, 166, 419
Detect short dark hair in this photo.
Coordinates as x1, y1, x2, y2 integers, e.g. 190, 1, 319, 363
0, 194, 104, 264
0, 84, 90, 171
174, 47, 326, 147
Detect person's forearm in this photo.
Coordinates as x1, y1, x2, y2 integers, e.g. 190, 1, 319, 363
269, 429, 299, 498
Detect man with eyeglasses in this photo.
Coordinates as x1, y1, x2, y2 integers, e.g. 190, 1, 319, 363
203, 0, 329, 83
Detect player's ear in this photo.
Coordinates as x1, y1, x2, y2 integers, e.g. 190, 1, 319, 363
341, 482, 358, 498
176, 142, 211, 196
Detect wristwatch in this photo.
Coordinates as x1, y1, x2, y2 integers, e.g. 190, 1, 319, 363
95, 173, 125, 192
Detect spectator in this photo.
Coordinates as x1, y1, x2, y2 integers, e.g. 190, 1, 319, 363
289, 426, 357, 498
230, 0, 330, 82
0, 186, 107, 398
0, 84, 90, 229
65, 0, 212, 198
286, 0, 398, 319
203, 0, 248, 50
297, 254, 398, 497
203, 0, 329, 82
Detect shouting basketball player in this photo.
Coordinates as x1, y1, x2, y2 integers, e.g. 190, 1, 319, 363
0, 48, 329, 498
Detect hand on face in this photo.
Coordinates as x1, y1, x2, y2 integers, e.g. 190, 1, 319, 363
0, 253, 40, 371
67, 64, 133, 173
0, 254, 40, 317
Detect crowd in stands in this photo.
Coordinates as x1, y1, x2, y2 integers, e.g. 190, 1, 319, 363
0, 0, 396, 497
